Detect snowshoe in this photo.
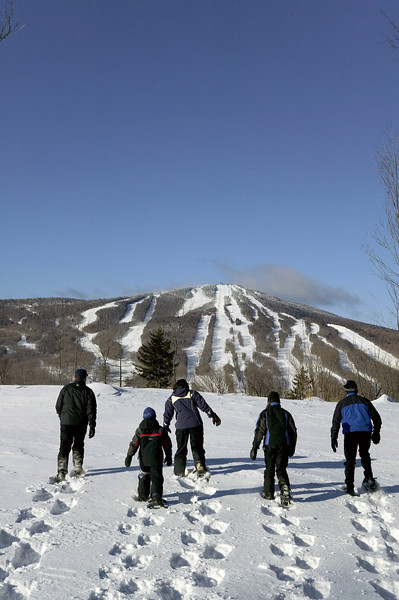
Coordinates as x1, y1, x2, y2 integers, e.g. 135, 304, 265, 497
55, 471, 67, 483
280, 485, 292, 508
261, 492, 275, 500
362, 477, 378, 493
133, 495, 149, 503
147, 495, 168, 509
192, 463, 210, 480
344, 485, 360, 497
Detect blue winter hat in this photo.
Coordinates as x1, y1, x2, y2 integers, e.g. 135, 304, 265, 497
75, 369, 88, 379
143, 407, 156, 420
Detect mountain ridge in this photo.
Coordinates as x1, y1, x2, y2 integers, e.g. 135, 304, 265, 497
0, 284, 398, 399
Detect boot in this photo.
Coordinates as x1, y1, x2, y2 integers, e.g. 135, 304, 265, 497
72, 449, 84, 476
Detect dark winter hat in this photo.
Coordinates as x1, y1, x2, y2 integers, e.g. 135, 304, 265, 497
143, 407, 156, 420
173, 379, 189, 390
344, 380, 357, 392
267, 391, 280, 404
75, 369, 87, 379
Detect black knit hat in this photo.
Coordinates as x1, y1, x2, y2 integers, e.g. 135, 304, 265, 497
75, 369, 87, 379
173, 379, 189, 390
344, 380, 357, 392
267, 391, 280, 404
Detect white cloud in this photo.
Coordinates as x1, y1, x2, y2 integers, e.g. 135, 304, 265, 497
216, 263, 361, 310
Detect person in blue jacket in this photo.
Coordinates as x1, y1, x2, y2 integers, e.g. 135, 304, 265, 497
250, 391, 297, 501
331, 380, 382, 495
163, 379, 221, 477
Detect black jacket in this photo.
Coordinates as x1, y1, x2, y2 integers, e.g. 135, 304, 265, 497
56, 381, 97, 428
127, 418, 172, 468
252, 402, 297, 456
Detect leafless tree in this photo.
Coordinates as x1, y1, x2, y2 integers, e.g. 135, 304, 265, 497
366, 130, 399, 329
383, 11, 399, 49
0, 0, 18, 42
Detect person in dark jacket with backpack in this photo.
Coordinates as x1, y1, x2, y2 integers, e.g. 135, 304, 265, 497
55, 368, 97, 482
250, 391, 297, 501
331, 380, 382, 495
163, 379, 221, 477
125, 407, 172, 507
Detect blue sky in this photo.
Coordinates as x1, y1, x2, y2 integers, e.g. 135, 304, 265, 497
1, 0, 399, 327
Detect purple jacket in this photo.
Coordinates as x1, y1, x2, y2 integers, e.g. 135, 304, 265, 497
163, 385, 215, 430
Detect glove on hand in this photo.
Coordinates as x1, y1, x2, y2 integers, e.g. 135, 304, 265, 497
125, 456, 132, 468
250, 447, 257, 460
371, 430, 380, 444
331, 438, 338, 453
212, 413, 221, 427
89, 427, 95, 438
164, 457, 172, 466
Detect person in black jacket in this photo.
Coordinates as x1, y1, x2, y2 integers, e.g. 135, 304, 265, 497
331, 380, 382, 495
55, 368, 97, 482
125, 407, 172, 507
163, 379, 221, 477
250, 391, 297, 501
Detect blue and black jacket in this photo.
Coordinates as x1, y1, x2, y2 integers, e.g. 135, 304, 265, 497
331, 392, 382, 440
252, 402, 297, 457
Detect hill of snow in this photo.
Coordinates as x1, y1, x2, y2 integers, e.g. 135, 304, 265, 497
0, 385, 398, 599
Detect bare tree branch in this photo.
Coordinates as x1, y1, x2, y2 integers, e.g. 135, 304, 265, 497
382, 11, 399, 49
0, 0, 18, 42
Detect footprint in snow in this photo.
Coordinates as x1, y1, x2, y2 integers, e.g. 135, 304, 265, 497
380, 526, 399, 544
0, 582, 30, 600
270, 541, 295, 557
295, 555, 320, 570
0, 528, 19, 549
351, 517, 374, 533
202, 543, 232, 559
302, 577, 331, 599
203, 520, 230, 535
50, 497, 76, 515
293, 533, 315, 548
170, 550, 200, 569
353, 534, 379, 553
11, 540, 45, 569
136, 532, 161, 547
28, 520, 52, 536
15, 507, 43, 523
31, 487, 53, 503
357, 555, 391, 574
122, 553, 152, 570
192, 566, 225, 588
371, 579, 399, 600
262, 523, 288, 536
181, 529, 206, 545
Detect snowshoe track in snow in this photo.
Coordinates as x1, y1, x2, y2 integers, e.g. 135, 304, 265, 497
0, 475, 86, 600
89, 472, 229, 599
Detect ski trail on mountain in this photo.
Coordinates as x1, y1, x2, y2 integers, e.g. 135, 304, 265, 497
0, 475, 86, 600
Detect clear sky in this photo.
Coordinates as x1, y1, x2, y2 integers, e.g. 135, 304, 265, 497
1, 0, 399, 327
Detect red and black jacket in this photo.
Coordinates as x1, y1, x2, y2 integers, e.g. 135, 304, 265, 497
127, 418, 172, 467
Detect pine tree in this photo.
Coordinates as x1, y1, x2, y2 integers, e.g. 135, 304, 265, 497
290, 365, 312, 400
134, 328, 175, 388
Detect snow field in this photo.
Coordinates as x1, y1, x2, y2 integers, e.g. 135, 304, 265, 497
0, 385, 398, 599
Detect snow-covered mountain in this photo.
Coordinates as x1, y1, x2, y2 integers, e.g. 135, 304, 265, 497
1, 284, 398, 397
0, 385, 398, 600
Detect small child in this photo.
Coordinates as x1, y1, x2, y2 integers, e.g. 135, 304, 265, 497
125, 407, 172, 507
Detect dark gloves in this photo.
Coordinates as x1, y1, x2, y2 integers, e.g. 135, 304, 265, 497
287, 446, 295, 458
331, 438, 338, 453
371, 430, 380, 444
250, 447, 257, 460
163, 425, 171, 433
125, 456, 132, 468
212, 413, 221, 427
164, 456, 172, 466
89, 427, 95, 438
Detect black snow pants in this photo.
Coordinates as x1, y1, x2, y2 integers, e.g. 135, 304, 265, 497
343, 431, 373, 489
57, 423, 87, 474
138, 462, 164, 500
174, 425, 205, 476
263, 445, 290, 496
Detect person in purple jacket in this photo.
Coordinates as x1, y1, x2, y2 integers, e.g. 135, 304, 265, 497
163, 379, 221, 477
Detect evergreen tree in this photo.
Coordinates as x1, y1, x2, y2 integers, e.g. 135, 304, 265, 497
134, 328, 175, 388
290, 365, 312, 400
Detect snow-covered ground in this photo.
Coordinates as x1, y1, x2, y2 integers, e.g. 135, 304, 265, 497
0, 384, 398, 600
